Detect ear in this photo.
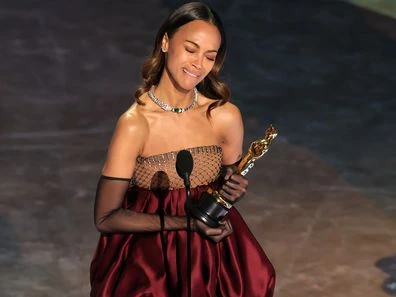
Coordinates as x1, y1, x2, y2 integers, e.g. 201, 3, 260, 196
161, 33, 169, 53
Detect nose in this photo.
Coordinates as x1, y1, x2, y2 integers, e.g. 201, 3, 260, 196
192, 61, 201, 70
192, 55, 203, 70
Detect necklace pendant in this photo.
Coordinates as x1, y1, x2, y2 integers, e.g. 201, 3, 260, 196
172, 107, 183, 113
148, 86, 198, 113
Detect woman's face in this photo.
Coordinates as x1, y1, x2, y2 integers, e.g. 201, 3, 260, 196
162, 20, 221, 91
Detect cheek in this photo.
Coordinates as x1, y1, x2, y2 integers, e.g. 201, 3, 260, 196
167, 48, 188, 66
203, 60, 215, 73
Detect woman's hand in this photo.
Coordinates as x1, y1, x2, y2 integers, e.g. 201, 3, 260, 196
193, 219, 233, 243
218, 166, 248, 203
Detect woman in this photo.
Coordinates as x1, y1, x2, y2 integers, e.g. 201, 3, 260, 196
90, 2, 275, 297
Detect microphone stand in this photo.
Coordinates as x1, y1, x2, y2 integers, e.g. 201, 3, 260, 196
183, 174, 192, 297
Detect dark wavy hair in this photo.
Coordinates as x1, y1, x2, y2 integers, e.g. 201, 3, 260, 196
134, 1, 231, 117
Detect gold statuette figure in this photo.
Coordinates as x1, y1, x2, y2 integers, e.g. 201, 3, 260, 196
238, 124, 278, 176
189, 125, 278, 227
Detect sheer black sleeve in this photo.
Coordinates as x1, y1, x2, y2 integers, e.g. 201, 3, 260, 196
94, 175, 187, 233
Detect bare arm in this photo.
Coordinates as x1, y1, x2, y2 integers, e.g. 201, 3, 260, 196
213, 102, 244, 165
213, 103, 248, 203
93, 109, 188, 233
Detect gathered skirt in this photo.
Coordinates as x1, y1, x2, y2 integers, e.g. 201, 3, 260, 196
90, 184, 275, 297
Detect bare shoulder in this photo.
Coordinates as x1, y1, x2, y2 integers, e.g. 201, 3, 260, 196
207, 101, 244, 163
102, 103, 148, 177
117, 103, 149, 137
109, 103, 149, 156
210, 101, 243, 125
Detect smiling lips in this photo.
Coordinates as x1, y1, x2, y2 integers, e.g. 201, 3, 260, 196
183, 68, 200, 78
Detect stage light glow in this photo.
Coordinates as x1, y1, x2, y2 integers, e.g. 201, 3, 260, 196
344, 0, 396, 19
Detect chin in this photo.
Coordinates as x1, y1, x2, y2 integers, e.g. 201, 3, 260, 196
178, 77, 204, 92
177, 82, 199, 92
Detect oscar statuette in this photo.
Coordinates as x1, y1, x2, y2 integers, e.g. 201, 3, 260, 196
189, 125, 278, 227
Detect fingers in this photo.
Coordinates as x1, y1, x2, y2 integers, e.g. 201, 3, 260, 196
223, 167, 234, 180
195, 219, 234, 242
219, 173, 248, 203
206, 227, 223, 236
224, 219, 233, 232
207, 220, 233, 243
228, 174, 248, 187
221, 219, 233, 233
195, 220, 223, 236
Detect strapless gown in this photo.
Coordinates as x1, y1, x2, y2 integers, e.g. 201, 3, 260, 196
90, 145, 275, 297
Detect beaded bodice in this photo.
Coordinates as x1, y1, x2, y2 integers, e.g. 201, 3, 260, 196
131, 145, 223, 190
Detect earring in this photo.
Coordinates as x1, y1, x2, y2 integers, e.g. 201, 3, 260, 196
161, 47, 167, 53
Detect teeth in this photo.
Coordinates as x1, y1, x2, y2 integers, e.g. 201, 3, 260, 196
184, 69, 198, 78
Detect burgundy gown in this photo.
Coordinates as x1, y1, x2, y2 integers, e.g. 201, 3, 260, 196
90, 145, 275, 297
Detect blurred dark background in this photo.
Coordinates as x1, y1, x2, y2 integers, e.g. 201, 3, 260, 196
0, 1, 395, 296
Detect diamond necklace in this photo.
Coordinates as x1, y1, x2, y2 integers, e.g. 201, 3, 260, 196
148, 86, 198, 113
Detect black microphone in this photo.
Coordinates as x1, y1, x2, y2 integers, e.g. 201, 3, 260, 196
176, 149, 193, 188
176, 149, 194, 297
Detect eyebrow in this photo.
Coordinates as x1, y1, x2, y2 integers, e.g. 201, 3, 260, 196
185, 40, 218, 53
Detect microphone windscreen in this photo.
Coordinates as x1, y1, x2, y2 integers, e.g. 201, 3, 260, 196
176, 149, 194, 179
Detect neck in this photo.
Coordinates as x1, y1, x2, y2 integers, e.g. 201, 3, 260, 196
154, 72, 195, 107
